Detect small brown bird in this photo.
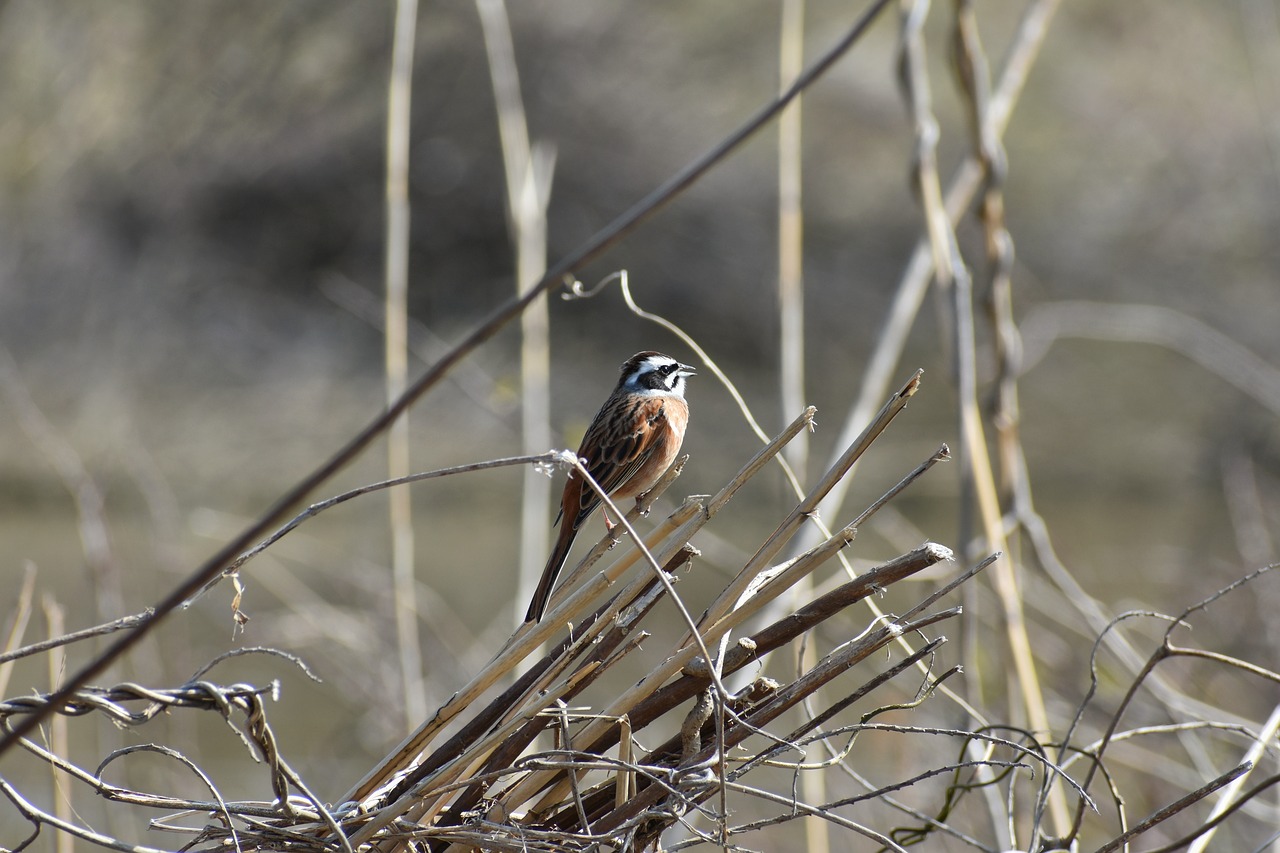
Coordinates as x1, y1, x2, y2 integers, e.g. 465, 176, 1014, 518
526, 351, 695, 623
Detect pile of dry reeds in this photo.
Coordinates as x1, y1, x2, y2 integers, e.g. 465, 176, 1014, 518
327, 373, 973, 852
2, 372, 1010, 852
5, 375, 1278, 853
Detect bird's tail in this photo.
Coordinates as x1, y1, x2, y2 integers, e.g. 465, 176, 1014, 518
525, 528, 577, 623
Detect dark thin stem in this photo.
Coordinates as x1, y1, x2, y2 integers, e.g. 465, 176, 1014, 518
1091, 762, 1253, 853
0, 611, 152, 666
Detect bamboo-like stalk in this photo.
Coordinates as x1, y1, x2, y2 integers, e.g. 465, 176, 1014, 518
384, 0, 426, 730
0, 564, 37, 695
43, 596, 72, 853
772, 10, 821, 841
778, 0, 807, 483
429, 567, 679, 819
475, 0, 557, 630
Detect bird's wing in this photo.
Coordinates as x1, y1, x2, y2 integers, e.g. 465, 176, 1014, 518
570, 397, 669, 529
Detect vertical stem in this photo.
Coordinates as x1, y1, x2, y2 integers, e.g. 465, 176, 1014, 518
0, 564, 37, 698
778, 0, 807, 483
778, 4, 826, 853
386, 0, 426, 730
475, 0, 555, 628
953, 0, 1073, 837
43, 596, 73, 853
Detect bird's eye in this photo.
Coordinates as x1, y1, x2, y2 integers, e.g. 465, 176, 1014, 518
661, 364, 676, 374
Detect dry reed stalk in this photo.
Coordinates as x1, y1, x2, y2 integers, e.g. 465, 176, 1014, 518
0, 564, 37, 696
475, 0, 557, 629
43, 596, 72, 853
384, 0, 426, 732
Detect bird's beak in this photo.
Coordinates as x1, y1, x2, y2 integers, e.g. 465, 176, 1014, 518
678, 362, 697, 377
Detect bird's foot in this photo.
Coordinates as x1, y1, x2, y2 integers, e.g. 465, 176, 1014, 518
602, 513, 623, 549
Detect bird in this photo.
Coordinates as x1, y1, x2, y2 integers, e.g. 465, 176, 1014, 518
525, 351, 696, 623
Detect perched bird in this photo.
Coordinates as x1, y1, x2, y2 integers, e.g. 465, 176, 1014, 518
526, 351, 696, 623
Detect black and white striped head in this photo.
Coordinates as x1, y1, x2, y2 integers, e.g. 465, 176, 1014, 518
617, 351, 696, 398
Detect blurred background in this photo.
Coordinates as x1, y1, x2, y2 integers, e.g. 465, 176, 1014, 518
2, 0, 1279, 849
